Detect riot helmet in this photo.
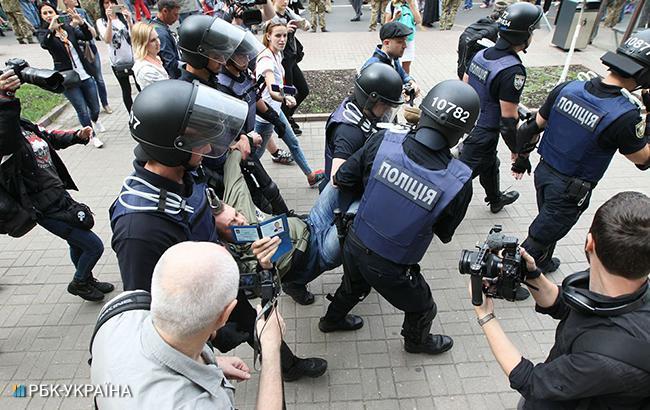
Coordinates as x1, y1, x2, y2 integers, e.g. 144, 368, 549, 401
601, 29, 650, 89
227, 30, 264, 71
496, 2, 542, 47
179, 16, 246, 70
353, 63, 404, 121
130, 80, 248, 167
416, 80, 480, 150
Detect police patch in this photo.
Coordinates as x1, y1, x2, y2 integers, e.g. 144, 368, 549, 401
636, 117, 645, 139
374, 160, 441, 211
513, 74, 526, 91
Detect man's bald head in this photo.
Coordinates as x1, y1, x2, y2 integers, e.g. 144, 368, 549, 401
151, 242, 239, 339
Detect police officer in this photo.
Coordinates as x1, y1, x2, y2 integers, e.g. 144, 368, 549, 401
110, 79, 328, 381
324, 62, 405, 184
179, 15, 290, 215
461, 2, 542, 214
515, 30, 650, 274
318, 80, 479, 355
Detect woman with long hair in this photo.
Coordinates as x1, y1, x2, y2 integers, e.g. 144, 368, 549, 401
96, 0, 140, 111
255, 21, 324, 188
37, 3, 104, 147
131, 21, 168, 88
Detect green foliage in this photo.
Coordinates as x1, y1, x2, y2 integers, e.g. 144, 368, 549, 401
15, 84, 66, 123
521, 65, 590, 108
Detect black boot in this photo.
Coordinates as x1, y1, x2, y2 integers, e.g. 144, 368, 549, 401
404, 334, 454, 355
281, 343, 328, 382
282, 283, 315, 305
89, 276, 115, 294
319, 287, 365, 332
68, 279, 105, 301
489, 191, 520, 213
318, 314, 364, 332
538, 257, 561, 273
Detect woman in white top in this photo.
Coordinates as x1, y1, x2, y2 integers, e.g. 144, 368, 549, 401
131, 22, 168, 89
254, 21, 324, 188
96, 0, 140, 111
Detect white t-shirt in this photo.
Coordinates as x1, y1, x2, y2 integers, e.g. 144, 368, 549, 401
255, 48, 285, 124
67, 42, 90, 80
96, 18, 134, 67
133, 59, 169, 88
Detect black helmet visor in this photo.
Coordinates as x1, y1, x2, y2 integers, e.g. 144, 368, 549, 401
199, 18, 246, 64
175, 84, 248, 159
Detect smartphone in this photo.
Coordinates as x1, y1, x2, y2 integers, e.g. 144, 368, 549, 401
112, 4, 125, 13
288, 19, 306, 29
57, 15, 71, 24
271, 84, 297, 96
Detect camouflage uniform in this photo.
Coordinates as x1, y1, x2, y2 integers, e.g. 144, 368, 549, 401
0, 0, 34, 43
369, 0, 387, 30
79, 0, 101, 27
309, 0, 327, 31
604, 0, 625, 28
439, 0, 461, 30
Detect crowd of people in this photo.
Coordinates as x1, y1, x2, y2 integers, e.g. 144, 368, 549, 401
1, 0, 650, 409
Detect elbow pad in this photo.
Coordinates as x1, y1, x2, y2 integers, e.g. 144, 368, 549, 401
499, 117, 518, 153
516, 116, 544, 154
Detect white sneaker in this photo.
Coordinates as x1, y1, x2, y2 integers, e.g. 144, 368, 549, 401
93, 120, 106, 133
92, 136, 104, 148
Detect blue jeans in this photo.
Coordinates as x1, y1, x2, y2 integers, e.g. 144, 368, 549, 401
254, 110, 313, 176
288, 182, 359, 285
464, 0, 472, 8
37, 217, 104, 281
63, 77, 100, 127
91, 49, 109, 107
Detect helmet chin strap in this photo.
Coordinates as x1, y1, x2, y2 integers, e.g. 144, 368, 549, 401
343, 101, 378, 134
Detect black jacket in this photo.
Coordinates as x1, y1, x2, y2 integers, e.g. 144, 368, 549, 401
37, 22, 96, 76
0, 97, 84, 230
510, 278, 650, 409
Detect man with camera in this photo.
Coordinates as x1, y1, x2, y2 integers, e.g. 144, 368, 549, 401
110, 79, 327, 382
91, 241, 285, 409
515, 30, 650, 276
0, 68, 114, 301
472, 191, 650, 409
318, 81, 479, 354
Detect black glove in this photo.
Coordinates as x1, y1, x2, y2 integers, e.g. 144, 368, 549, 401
211, 322, 250, 353
511, 155, 532, 175
642, 90, 650, 112
258, 106, 286, 137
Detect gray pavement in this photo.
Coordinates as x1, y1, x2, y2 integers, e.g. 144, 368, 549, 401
0, 14, 648, 410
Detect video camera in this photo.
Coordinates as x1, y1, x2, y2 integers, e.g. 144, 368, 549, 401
1, 58, 65, 93
458, 225, 526, 305
239, 269, 281, 307
229, 0, 266, 26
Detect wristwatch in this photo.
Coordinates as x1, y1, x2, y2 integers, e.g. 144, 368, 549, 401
477, 313, 496, 327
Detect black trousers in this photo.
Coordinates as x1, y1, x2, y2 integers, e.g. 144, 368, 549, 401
324, 232, 437, 343
281, 58, 309, 119
521, 161, 592, 266
111, 67, 141, 112
459, 126, 502, 203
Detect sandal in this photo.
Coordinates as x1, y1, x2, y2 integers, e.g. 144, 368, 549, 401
308, 169, 326, 188
271, 149, 294, 164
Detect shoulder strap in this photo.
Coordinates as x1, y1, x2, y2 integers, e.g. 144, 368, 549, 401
87, 290, 152, 365
572, 329, 650, 373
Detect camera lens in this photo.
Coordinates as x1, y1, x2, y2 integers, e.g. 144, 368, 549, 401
458, 249, 475, 275
20, 67, 65, 93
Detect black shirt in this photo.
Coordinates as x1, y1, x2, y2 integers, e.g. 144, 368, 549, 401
334, 129, 473, 243
332, 123, 367, 161
110, 161, 194, 292
481, 43, 526, 104
509, 278, 650, 409
179, 68, 218, 88
539, 78, 647, 155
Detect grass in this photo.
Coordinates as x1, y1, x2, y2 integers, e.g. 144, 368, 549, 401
15, 84, 66, 123
522, 64, 592, 108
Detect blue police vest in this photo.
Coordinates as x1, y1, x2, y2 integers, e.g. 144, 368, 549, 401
538, 80, 638, 183
353, 130, 472, 265
324, 98, 373, 179
109, 174, 218, 243
217, 71, 257, 133
467, 48, 521, 129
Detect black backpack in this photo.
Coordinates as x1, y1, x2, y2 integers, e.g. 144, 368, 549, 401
457, 18, 499, 80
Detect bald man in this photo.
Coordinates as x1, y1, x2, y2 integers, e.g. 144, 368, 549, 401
91, 241, 285, 410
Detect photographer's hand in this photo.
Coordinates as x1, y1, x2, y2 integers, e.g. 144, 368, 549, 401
216, 356, 251, 381
519, 248, 559, 308
48, 15, 61, 31
255, 305, 284, 410
251, 236, 280, 270
76, 126, 93, 143
0, 70, 21, 97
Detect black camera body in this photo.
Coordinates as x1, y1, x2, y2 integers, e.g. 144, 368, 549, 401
2, 58, 65, 93
239, 269, 281, 306
229, 0, 266, 26
459, 225, 525, 305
